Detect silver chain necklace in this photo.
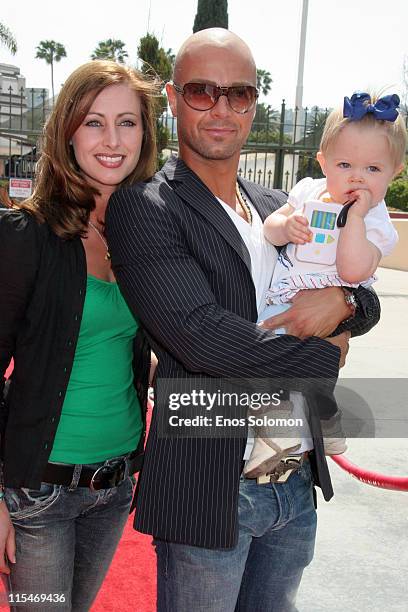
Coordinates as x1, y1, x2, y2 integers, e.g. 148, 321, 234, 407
88, 221, 111, 261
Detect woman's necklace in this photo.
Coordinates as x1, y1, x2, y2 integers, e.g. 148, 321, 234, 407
88, 221, 111, 260
235, 182, 253, 225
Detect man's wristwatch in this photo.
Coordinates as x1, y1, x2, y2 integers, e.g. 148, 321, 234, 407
342, 288, 358, 317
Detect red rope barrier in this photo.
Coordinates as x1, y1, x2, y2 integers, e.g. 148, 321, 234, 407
330, 454, 408, 491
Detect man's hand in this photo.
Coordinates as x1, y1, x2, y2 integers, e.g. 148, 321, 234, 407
325, 331, 351, 368
0, 501, 15, 574
285, 213, 312, 244
259, 287, 351, 339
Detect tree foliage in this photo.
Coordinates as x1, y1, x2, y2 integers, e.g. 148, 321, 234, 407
138, 33, 173, 82
138, 33, 174, 168
0, 22, 17, 54
35, 40, 67, 101
294, 108, 329, 180
91, 39, 128, 63
386, 177, 408, 211
249, 104, 288, 145
193, 0, 228, 33
297, 154, 323, 181
256, 69, 273, 97
305, 107, 328, 145
254, 103, 279, 125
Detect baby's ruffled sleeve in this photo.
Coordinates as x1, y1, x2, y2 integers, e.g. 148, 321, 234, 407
287, 177, 316, 210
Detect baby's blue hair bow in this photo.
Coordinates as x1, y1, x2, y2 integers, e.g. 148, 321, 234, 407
343, 92, 400, 122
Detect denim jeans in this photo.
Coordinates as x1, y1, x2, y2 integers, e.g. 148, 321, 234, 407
3, 467, 134, 611
155, 460, 316, 612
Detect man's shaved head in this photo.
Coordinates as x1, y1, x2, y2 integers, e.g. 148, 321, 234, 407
167, 28, 258, 165
173, 28, 256, 85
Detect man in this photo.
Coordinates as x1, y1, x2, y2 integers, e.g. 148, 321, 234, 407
107, 29, 379, 612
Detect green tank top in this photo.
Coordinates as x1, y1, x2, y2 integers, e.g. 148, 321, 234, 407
49, 275, 143, 464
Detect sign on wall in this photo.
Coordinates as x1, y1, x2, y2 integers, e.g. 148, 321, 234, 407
9, 178, 33, 198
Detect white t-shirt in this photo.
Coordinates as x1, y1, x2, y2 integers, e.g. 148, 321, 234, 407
267, 177, 398, 305
216, 197, 277, 313
216, 196, 313, 457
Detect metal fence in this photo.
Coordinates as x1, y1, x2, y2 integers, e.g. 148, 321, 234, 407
160, 100, 335, 191
161, 101, 408, 192
1, 88, 407, 193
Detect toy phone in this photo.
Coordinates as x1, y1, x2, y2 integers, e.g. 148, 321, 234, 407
295, 199, 343, 265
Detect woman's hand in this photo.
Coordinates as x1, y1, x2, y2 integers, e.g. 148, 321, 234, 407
0, 500, 15, 574
259, 287, 350, 339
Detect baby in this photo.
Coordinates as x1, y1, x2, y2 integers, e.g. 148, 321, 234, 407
245, 92, 406, 479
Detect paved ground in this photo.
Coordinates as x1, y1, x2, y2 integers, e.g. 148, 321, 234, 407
298, 268, 408, 612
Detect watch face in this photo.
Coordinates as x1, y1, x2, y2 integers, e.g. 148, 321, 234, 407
344, 292, 357, 313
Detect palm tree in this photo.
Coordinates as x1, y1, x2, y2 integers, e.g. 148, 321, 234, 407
305, 107, 330, 147
256, 69, 273, 97
91, 39, 128, 63
0, 22, 17, 54
35, 40, 67, 101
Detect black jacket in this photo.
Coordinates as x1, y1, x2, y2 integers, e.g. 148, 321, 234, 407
106, 156, 380, 549
0, 209, 150, 488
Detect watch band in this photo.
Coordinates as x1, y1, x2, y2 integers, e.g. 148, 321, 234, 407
342, 287, 357, 317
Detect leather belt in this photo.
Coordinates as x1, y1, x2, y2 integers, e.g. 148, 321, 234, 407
246, 452, 309, 485
42, 450, 141, 491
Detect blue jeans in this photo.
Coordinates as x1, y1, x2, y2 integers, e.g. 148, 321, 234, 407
3, 468, 134, 611
154, 460, 316, 612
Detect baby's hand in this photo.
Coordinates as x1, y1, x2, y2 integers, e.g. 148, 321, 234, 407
347, 189, 375, 217
285, 213, 312, 244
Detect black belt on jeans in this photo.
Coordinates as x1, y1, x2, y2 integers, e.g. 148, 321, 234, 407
42, 450, 141, 490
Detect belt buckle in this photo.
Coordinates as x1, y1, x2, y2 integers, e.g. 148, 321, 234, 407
90, 458, 126, 491
256, 455, 303, 485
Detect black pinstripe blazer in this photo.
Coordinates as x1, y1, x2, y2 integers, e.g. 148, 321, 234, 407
106, 156, 380, 549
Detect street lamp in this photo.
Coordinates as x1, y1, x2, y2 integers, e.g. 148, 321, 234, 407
295, 0, 309, 112
292, 0, 309, 187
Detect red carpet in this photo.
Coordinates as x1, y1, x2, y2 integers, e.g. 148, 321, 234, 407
91, 516, 156, 612
93, 399, 157, 610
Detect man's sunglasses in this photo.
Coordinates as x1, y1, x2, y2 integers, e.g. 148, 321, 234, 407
172, 82, 259, 114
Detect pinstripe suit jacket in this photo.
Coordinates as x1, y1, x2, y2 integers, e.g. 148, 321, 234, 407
106, 156, 380, 549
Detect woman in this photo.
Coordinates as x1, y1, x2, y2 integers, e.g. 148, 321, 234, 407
0, 60, 158, 610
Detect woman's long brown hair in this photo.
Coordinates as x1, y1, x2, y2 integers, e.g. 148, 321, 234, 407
20, 60, 159, 239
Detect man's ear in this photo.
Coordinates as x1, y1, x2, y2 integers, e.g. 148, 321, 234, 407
166, 82, 178, 117
316, 151, 327, 176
